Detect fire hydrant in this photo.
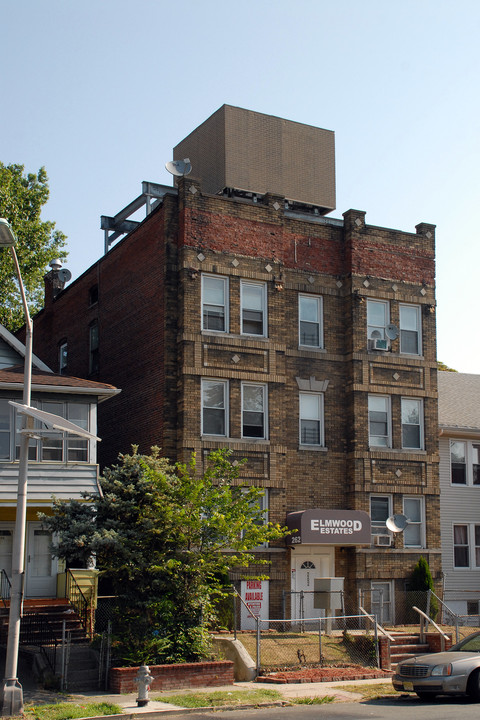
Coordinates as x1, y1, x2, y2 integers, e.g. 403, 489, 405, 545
135, 664, 154, 707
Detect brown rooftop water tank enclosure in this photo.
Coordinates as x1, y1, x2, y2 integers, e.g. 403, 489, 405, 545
173, 104, 336, 212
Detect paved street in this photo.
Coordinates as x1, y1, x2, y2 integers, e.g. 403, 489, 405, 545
163, 696, 480, 720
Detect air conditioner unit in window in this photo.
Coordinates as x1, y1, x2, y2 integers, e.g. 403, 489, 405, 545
374, 534, 392, 547
372, 338, 389, 351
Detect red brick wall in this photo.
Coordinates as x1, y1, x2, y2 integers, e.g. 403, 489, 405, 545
109, 661, 234, 693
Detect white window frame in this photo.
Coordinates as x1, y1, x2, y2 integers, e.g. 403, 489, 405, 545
368, 395, 391, 448
240, 281, 267, 337
399, 304, 422, 355
298, 295, 323, 349
370, 494, 392, 536
201, 379, 228, 437
367, 299, 389, 340
453, 523, 480, 570
241, 488, 269, 549
403, 496, 424, 548
299, 392, 324, 447
450, 440, 480, 486
59, 341, 68, 374
201, 274, 229, 333
241, 382, 268, 440
401, 397, 424, 450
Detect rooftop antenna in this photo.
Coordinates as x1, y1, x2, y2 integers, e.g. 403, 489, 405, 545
165, 158, 192, 178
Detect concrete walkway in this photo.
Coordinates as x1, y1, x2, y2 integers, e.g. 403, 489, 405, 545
23, 677, 391, 717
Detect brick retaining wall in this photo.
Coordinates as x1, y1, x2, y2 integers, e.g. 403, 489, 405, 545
109, 660, 235, 693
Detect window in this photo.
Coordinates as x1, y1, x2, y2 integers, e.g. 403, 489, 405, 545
241, 489, 269, 548
367, 300, 389, 340
241, 281, 267, 336
59, 341, 68, 375
0, 399, 11, 460
299, 393, 324, 446
202, 380, 228, 436
242, 383, 267, 439
399, 304, 421, 355
403, 497, 424, 547
88, 284, 98, 306
370, 495, 392, 535
401, 398, 423, 450
453, 524, 480, 569
6, 401, 91, 463
450, 441, 480, 485
299, 295, 323, 348
371, 581, 393, 624
89, 321, 99, 374
454, 525, 469, 567
202, 275, 228, 332
368, 395, 391, 447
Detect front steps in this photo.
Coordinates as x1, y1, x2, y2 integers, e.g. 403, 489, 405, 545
0, 598, 90, 645
388, 632, 430, 667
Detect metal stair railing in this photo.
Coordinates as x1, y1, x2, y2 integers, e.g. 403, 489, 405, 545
65, 569, 92, 638
21, 612, 58, 675
0, 569, 11, 610
412, 605, 449, 652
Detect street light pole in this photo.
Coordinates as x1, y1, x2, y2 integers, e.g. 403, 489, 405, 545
0, 219, 33, 716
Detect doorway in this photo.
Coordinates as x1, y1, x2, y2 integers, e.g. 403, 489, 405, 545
291, 546, 334, 622
25, 523, 57, 597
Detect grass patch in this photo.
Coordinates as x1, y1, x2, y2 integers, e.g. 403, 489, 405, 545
155, 688, 283, 708
339, 682, 397, 700
24, 701, 122, 720
293, 696, 335, 705
237, 631, 348, 667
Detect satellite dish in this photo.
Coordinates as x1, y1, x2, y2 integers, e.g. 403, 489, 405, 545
386, 514, 409, 533
386, 324, 399, 340
165, 158, 192, 177
58, 268, 72, 283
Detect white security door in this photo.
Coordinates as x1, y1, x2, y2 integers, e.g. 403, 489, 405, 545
371, 581, 394, 625
25, 523, 57, 597
291, 548, 334, 623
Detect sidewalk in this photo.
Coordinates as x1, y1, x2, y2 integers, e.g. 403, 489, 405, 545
23, 677, 391, 717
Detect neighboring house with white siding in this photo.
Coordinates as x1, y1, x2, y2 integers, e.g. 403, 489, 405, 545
438, 371, 480, 616
0, 325, 119, 598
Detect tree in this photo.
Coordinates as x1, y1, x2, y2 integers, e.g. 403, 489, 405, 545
0, 163, 67, 330
437, 361, 457, 372
409, 556, 439, 621
41, 448, 287, 665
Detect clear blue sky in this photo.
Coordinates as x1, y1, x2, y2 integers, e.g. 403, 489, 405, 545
2, 0, 479, 372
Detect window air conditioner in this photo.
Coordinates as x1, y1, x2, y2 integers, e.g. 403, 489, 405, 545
374, 534, 392, 547
372, 338, 389, 351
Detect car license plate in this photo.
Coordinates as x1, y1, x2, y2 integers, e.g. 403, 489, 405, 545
403, 682, 414, 691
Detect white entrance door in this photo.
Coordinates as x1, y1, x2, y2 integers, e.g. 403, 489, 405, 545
25, 523, 57, 597
291, 547, 334, 623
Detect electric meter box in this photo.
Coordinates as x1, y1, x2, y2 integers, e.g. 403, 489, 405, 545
313, 577, 344, 610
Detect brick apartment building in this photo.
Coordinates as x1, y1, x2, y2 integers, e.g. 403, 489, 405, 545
29, 106, 440, 623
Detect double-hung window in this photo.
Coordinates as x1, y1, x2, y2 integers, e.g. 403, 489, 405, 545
401, 398, 423, 450
399, 304, 421, 355
241, 281, 267, 336
241, 489, 269, 548
202, 274, 228, 332
59, 341, 68, 375
202, 380, 228, 436
0, 399, 11, 460
370, 495, 392, 536
299, 295, 323, 348
450, 441, 480, 485
453, 524, 480, 569
89, 321, 99, 374
403, 497, 424, 547
368, 395, 391, 447
242, 383, 267, 439
299, 392, 324, 446
367, 299, 389, 341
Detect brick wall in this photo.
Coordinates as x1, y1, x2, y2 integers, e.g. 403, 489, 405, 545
109, 661, 234, 693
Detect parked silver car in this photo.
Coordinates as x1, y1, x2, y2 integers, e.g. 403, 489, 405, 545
393, 631, 480, 701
